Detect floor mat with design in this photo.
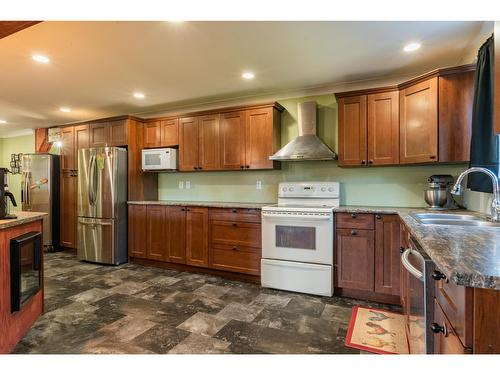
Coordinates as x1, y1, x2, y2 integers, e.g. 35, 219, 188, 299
345, 306, 409, 354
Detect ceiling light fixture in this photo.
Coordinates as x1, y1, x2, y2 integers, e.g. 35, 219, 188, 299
133, 92, 145, 99
0, 119, 6, 124
403, 42, 421, 52
242, 72, 255, 80
32, 54, 50, 63
59, 107, 71, 113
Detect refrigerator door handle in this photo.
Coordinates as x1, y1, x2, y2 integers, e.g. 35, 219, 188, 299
88, 154, 96, 206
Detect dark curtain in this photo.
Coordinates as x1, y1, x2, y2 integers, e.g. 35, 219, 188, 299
468, 36, 499, 193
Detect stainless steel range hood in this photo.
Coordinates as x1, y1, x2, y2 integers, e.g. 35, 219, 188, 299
270, 101, 337, 161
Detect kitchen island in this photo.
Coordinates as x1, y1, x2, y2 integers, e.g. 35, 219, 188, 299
0, 211, 47, 353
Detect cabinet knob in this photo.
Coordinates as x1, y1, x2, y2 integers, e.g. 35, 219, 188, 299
186, 208, 190, 212
432, 270, 447, 281
231, 209, 237, 213
240, 166, 245, 169
368, 160, 374, 164
351, 213, 357, 219
246, 165, 250, 169
193, 166, 197, 170
429, 155, 437, 160
232, 246, 239, 251
232, 223, 237, 227
430, 322, 447, 336
181, 208, 185, 211
361, 160, 366, 165
199, 166, 203, 170
376, 214, 382, 220
351, 230, 357, 236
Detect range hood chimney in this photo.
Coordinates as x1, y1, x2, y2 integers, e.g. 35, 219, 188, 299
270, 101, 337, 161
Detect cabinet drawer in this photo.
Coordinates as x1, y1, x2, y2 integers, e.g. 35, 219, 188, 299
336, 213, 374, 229
210, 245, 261, 275
210, 221, 261, 248
209, 208, 261, 223
433, 299, 471, 354
435, 276, 474, 348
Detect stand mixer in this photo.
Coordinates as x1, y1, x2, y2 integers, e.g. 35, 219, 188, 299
424, 174, 459, 210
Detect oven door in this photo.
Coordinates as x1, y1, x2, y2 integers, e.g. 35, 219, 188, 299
262, 211, 333, 265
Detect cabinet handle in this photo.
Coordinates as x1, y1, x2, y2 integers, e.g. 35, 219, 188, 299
193, 166, 197, 170
351, 230, 357, 235
232, 246, 239, 251
351, 213, 357, 219
199, 166, 203, 170
231, 209, 237, 213
368, 160, 374, 164
186, 208, 190, 212
376, 214, 382, 220
181, 208, 185, 211
432, 270, 447, 281
361, 160, 366, 165
232, 223, 237, 227
429, 156, 437, 160
240, 166, 245, 169
430, 322, 448, 337
246, 165, 250, 169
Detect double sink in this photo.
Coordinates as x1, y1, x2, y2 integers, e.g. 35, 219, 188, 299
411, 212, 500, 228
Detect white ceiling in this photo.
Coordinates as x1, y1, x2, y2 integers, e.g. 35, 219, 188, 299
0, 21, 491, 137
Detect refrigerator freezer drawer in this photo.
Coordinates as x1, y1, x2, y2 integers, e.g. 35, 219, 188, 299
78, 217, 118, 265
261, 259, 333, 297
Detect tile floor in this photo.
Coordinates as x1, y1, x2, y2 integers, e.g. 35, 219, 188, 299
13, 252, 399, 354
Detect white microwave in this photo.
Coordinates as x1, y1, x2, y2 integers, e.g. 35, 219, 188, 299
142, 148, 177, 171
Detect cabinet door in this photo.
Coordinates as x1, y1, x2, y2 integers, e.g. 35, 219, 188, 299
160, 118, 179, 147
60, 171, 77, 248
185, 207, 209, 267
143, 121, 161, 148
336, 228, 374, 291
74, 124, 89, 151
338, 95, 368, 166
245, 107, 275, 169
179, 117, 199, 171
374, 214, 401, 296
433, 300, 470, 354
167, 206, 186, 264
109, 119, 128, 146
198, 114, 220, 170
146, 205, 167, 261
400, 223, 410, 314
129, 205, 147, 258
89, 122, 110, 147
400, 77, 438, 164
220, 111, 246, 170
367, 91, 399, 165
60, 126, 75, 171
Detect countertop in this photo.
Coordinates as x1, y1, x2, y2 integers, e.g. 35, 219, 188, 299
0, 211, 48, 230
127, 200, 272, 209
127, 201, 500, 290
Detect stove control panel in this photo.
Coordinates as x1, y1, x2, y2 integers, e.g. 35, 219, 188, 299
278, 182, 340, 198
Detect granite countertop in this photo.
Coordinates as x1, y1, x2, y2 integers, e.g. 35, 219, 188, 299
127, 200, 272, 209
334, 205, 500, 290
0, 211, 48, 230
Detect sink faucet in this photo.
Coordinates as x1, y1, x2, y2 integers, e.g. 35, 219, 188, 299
451, 167, 500, 222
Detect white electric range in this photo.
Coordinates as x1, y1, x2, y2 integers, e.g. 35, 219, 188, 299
261, 181, 340, 297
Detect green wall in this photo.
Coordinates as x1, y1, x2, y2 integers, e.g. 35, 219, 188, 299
0, 134, 35, 211
158, 94, 468, 207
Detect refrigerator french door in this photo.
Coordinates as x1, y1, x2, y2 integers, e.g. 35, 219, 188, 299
77, 147, 127, 265
21, 153, 60, 252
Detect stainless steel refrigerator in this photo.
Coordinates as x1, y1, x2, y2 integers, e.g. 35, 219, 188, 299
21, 153, 60, 252
77, 147, 127, 265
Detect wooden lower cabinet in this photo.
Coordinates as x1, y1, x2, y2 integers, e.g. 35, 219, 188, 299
433, 299, 471, 354
185, 207, 209, 267
167, 206, 186, 264
128, 205, 147, 258
146, 205, 167, 261
374, 215, 401, 295
60, 171, 77, 248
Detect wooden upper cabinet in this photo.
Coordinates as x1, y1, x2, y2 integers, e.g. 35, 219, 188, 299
179, 116, 199, 171
143, 121, 161, 148
368, 91, 399, 165
128, 204, 147, 259
245, 107, 278, 169
337, 95, 367, 166
399, 77, 438, 164
60, 126, 76, 171
74, 124, 89, 151
185, 207, 209, 267
220, 111, 246, 170
109, 119, 128, 146
167, 206, 186, 264
374, 214, 401, 296
89, 122, 111, 147
160, 118, 179, 147
198, 114, 220, 170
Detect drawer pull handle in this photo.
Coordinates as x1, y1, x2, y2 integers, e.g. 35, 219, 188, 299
351, 213, 357, 219
432, 270, 446, 281
430, 322, 448, 337
232, 223, 237, 227
232, 209, 237, 213
361, 160, 366, 165
376, 214, 381, 220
351, 230, 357, 236
232, 246, 239, 251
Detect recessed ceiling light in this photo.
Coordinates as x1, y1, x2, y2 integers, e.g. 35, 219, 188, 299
133, 92, 145, 99
242, 72, 255, 80
403, 42, 421, 52
32, 54, 50, 63
59, 107, 71, 113
0, 119, 6, 124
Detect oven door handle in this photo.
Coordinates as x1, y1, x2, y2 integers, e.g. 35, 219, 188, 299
262, 213, 332, 221
401, 248, 424, 281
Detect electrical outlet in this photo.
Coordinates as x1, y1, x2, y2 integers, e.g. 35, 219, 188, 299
256, 180, 262, 190
185, 181, 191, 189
178, 181, 184, 189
